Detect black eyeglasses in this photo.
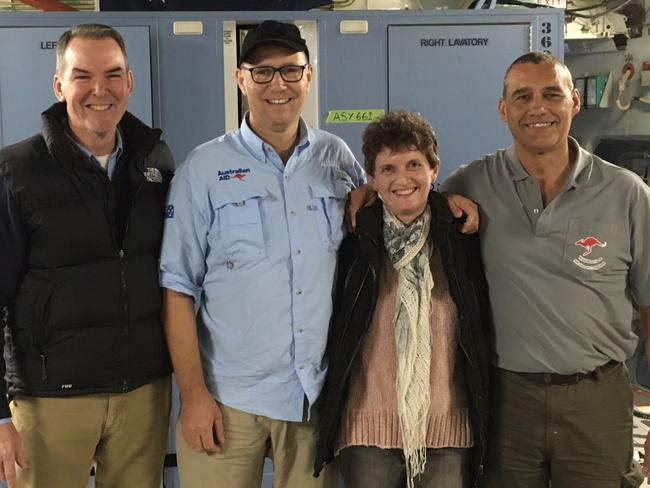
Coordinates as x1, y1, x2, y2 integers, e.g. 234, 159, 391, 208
240, 64, 309, 84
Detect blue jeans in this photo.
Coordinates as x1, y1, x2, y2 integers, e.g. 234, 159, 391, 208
339, 446, 468, 488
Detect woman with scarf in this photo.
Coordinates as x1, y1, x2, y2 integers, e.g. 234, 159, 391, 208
314, 111, 491, 488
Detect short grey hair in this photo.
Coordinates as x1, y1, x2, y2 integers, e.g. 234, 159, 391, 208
56, 24, 129, 74
502, 51, 573, 97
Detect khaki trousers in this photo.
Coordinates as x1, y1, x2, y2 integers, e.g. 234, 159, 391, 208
176, 402, 337, 488
11, 376, 171, 488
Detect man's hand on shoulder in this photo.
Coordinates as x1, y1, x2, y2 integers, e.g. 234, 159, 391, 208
180, 388, 226, 455
0, 422, 27, 488
346, 183, 377, 232
444, 193, 479, 234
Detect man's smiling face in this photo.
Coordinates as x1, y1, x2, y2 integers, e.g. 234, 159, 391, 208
499, 61, 580, 156
54, 37, 133, 152
236, 45, 312, 136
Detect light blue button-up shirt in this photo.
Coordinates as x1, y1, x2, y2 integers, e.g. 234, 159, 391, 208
160, 117, 365, 421
72, 129, 124, 179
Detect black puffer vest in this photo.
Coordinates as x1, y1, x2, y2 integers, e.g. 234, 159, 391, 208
0, 103, 173, 410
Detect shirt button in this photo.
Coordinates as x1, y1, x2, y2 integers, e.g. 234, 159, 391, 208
298, 327, 304, 333
296, 249, 302, 255
290, 210, 296, 216
297, 289, 303, 295
226, 260, 234, 270
533, 208, 540, 214
298, 364, 304, 370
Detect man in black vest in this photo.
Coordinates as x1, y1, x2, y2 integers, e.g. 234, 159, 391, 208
0, 24, 173, 488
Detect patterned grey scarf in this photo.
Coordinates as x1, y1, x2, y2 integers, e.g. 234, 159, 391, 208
383, 205, 434, 488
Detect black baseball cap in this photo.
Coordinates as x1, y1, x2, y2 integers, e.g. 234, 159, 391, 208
239, 20, 309, 65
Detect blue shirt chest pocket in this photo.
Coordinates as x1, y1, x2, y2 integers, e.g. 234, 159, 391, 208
211, 187, 267, 263
309, 182, 349, 252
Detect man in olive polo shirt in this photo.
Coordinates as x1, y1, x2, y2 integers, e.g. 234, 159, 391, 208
442, 52, 650, 487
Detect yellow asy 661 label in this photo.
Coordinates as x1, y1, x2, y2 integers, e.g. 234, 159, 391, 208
326, 109, 385, 124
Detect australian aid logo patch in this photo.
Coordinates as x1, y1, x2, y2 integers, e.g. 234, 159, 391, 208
573, 236, 607, 270
218, 168, 251, 181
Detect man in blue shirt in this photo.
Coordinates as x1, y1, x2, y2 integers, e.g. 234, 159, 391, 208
160, 20, 362, 487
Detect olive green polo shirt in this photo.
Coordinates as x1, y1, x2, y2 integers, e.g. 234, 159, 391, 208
442, 138, 650, 374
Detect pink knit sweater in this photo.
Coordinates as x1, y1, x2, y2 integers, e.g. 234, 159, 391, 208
336, 248, 473, 452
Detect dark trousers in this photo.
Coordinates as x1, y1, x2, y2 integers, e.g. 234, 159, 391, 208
483, 362, 640, 488
339, 446, 468, 488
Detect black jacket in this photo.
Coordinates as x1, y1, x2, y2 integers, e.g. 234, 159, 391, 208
314, 192, 491, 487
0, 102, 174, 418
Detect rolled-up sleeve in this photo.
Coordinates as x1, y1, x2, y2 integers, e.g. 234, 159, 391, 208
160, 155, 210, 303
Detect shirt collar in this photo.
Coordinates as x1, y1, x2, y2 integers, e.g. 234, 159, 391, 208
239, 113, 311, 162
565, 137, 592, 189
505, 143, 529, 182
505, 136, 590, 188
295, 119, 311, 154
70, 128, 124, 165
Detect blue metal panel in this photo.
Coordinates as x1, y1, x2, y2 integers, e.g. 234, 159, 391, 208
317, 15, 389, 169
388, 23, 530, 181
314, 10, 563, 180
0, 25, 152, 147
154, 17, 226, 163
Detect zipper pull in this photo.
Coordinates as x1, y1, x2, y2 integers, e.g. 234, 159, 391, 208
119, 249, 125, 258
40, 354, 47, 381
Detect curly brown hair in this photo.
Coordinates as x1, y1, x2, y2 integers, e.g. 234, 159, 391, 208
362, 111, 440, 175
